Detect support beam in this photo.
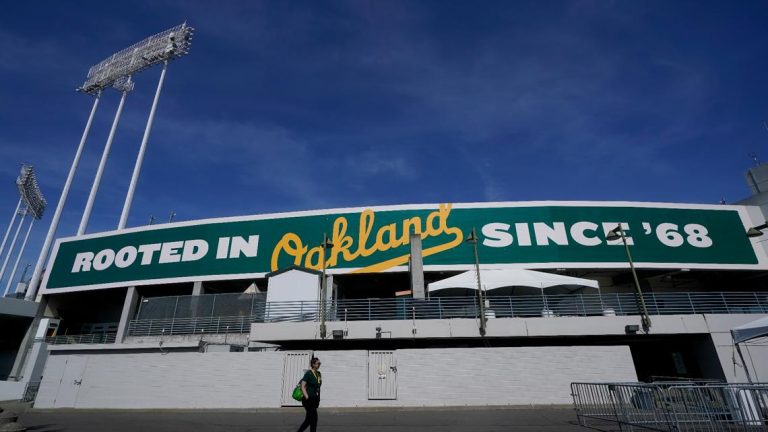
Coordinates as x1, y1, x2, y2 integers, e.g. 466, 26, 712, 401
0, 198, 22, 259
192, 281, 204, 296
0, 211, 27, 284
79, 86, 130, 235
8, 298, 48, 380
116, 287, 140, 343
27, 93, 102, 300
409, 231, 425, 299
118, 63, 168, 230
3, 218, 34, 297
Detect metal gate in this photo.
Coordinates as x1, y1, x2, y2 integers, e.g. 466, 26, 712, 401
53, 355, 88, 408
281, 351, 312, 406
368, 351, 397, 400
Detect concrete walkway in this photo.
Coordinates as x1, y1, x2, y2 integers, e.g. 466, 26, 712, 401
14, 406, 584, 432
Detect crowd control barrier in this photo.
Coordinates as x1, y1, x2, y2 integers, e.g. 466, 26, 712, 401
571, 382, 768, 431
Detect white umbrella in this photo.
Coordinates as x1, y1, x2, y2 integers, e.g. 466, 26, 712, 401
243, 282, 259, 294
731, 316, 768, 344
428, 268, 599, 296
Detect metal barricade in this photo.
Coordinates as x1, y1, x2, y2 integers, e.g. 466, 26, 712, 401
572, 382, 672, 431
665, 384, 768, 431
572, 382, 768, 431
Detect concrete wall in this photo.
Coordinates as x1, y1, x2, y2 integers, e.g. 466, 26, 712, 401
0, 380, 27, 402
31, 313, 768, 409
0, 297, 38, 317
320, 346, 636, 407
36, 351, 285, 409
705, 315, 768, 383
35, 345, 635, 409
0, 351, 16, 379
251, 314, 720, 341
267, 270, 320, 303
252, 313, 768, 384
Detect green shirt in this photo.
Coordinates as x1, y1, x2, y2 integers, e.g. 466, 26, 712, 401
302, 369, 322, 398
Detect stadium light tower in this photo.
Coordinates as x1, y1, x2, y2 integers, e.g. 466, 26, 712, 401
117, 22, 194, 230
17, 164, 47, 220
2, 165, 46, 297
26, 23, 194, 301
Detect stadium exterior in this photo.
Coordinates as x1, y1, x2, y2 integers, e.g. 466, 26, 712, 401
0, 196, 764, 409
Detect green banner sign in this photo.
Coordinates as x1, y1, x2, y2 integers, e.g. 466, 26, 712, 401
42, 202, 763, 292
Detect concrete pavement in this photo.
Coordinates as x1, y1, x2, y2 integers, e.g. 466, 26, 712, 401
14, 406, 584, 431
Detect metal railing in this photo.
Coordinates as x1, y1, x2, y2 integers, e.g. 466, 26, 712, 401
125, 291, 768, 337
22, 381, 40, 402
43, 333, 117, 345
136, 292, 266, 321
128, 315, 257, 337
572, 382, 768, 431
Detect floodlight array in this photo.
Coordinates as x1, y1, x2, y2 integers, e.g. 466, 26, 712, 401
112, 75, 135, 93
16, 165, 47, 220
78, 22, 194, 95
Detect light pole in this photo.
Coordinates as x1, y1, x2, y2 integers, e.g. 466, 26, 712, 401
606, 225, 651, 333
0, 198, 22, 259
78, 77, 133, 235
118, 61, 169, 230
465, 228, 487, 336
3, 218, 34, 297
319, 233, 333, 339
0, 209, 27, 284
26, 93, 100, 300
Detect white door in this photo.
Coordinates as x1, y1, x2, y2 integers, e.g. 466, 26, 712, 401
368, 351, 397, 400
53, 355, 88, 408
281, 351, 312, 406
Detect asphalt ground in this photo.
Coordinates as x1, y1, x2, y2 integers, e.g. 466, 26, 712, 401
10, 406, 586, 432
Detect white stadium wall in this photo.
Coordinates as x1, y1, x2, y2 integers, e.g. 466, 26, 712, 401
35, 346, 636, 409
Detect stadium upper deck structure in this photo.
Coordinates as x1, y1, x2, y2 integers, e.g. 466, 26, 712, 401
1, 165, 768, 408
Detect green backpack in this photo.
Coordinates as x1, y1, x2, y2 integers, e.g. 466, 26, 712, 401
292, 382, 303, 401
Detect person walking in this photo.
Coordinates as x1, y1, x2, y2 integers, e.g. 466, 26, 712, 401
297, 357, 322, 432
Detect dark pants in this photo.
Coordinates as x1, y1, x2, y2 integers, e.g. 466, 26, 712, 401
297, 397, 319, 432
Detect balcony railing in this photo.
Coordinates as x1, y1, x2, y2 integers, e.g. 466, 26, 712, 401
43, 333, 117, 345
126, 291, 768, 337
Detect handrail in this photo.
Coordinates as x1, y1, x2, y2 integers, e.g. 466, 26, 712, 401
125, 291, 768, 337
43, 333, 117, 345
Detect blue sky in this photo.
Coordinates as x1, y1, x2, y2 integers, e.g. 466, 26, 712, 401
1, 1, 768, 283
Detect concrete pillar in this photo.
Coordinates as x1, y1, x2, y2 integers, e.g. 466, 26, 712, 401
409, 232, 425, 299
8, 297, 48, 380
115, 286, 139, 343
190, 281, 205, 319
21, 319, 52, 383
192, 281, 204, 296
